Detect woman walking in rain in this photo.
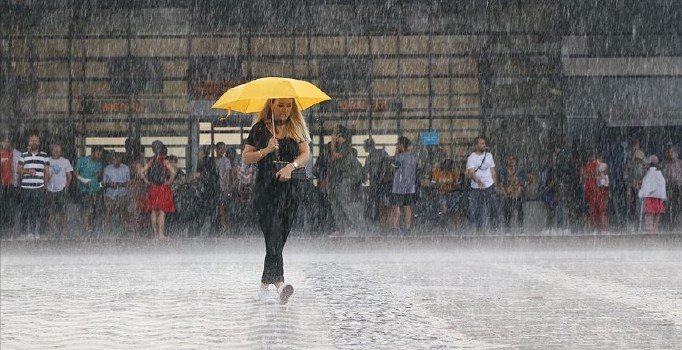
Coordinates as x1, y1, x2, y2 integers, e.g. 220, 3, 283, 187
242, 98, 311, 305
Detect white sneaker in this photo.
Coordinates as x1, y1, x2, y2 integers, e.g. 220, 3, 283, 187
258, 288, 276, 304
278, 284, 294, 305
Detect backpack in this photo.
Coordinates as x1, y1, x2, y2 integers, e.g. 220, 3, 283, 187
148, 157, 166, 185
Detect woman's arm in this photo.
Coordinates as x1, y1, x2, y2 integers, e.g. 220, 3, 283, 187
164, 160, 177, 181
242, 144, 261, 165
139, 161, 150, 184
243, 139, 278, 165
295, 142, 311, 167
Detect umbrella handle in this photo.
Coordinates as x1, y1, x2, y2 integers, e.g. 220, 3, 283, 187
271, 112, 280, 160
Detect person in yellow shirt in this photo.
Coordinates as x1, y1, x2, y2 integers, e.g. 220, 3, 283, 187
431, 159, 464, 228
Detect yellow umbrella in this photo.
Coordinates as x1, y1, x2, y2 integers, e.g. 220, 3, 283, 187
211, 77, 331, 113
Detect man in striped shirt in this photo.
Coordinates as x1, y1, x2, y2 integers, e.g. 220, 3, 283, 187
17, 132, 51, 239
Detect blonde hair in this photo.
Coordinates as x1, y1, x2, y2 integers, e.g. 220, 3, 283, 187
253, 99, 311, 143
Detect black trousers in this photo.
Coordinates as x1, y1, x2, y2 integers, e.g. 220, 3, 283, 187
0, 186, 20, 236
256, 182, 299, 285
20, 188, 48, 236
501, 197, 524, 229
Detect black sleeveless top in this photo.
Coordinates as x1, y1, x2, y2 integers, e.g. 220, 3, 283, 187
245, 121, 301, 188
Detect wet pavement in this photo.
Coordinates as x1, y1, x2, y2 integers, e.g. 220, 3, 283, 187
1, 235, 681, 349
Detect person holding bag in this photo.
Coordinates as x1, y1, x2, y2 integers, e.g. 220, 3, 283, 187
466, 136, 499, 232
638, 155, 667, 233
242, 98, 311, 305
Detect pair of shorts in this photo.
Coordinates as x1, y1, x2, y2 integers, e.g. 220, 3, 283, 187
644, 197, 665, 214
48, 190, 68, 213
391, 193, 416, 207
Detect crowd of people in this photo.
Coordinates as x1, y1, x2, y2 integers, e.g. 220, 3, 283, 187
1, 129, 680, 240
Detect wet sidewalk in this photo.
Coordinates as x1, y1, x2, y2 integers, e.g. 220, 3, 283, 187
2, 235, 681, 349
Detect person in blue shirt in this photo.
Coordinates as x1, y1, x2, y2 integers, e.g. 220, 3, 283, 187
74, 145, 104, 234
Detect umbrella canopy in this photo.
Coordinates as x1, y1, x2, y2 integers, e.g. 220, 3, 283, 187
211, 77, 331, 114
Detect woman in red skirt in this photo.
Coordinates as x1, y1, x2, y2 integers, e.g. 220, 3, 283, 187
638, 155, 667, 233
581, 154, 607, 230
141, 141, 176, 239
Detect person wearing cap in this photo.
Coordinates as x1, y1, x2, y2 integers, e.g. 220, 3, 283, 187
75, 145, 104, 234
102, 152, 130, 237
638, 155, 667, 233
624, 149, 646, 227
661, 144, 681, 229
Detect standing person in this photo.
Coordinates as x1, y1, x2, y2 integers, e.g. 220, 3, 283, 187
497, 154, 527, 230
102, 152, 130, 237
1, 134, 22, 237
166, 155, 188, 237
639, 155, 667, 233
362, 138, 388, 223
327, 125, 362, 234
624, 150, 646, 227
541, 148, 561, 229
225, 146, 241, 232
189, 145, 220, 237
596, 161, 610, 230
559, 145, 586, 231
377, 153, 396, 231
466, 136, 498, 232
390, 136, 417, 233
233, 157, 257, 234
431, 159, 463, 228
75, 145, 104, 234
661, 144, 682, 230
242, 98, 311, 305
16, 132, 51, 239
127, 149, 148, 233
581, 153, 607, 231
46, 143, 73, 238
141, 141, 176, 240
214, 142, 231, 234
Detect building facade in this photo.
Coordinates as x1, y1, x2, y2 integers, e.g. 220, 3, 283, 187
1, 0, 680, 171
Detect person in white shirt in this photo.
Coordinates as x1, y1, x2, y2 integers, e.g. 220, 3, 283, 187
103, 152, 130, 237
638, 155, 667, 233
46, 143, 73, 237
17, 132, 51, 239
466, 136, 499, 231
